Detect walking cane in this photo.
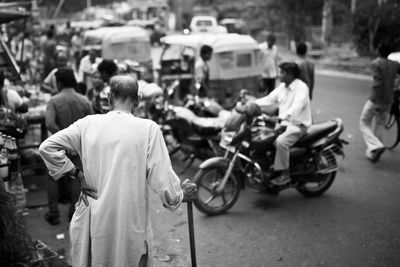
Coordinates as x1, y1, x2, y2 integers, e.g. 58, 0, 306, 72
185, 199, 197, 267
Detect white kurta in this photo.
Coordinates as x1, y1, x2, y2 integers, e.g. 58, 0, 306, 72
39, 111, 183, 267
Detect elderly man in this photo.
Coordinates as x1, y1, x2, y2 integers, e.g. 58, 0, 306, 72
254, 62, 312, 186
39, 75, 196, 267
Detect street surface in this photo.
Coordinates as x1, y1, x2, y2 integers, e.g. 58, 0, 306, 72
24, 51, 400, 267
149, 72, 400, 267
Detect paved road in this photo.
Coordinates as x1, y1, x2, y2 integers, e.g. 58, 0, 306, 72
150, 72, 400, 267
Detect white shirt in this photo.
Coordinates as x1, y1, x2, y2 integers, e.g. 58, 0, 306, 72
258, 43, 279, 78
44, 67, 79, 94
39, 112, 183, 267
255, 79, 312, 127
78, 55, 102, 82
5, 89, 24, 111
195, 57, 209, 84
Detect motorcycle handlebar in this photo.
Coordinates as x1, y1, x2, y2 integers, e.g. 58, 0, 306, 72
259, 114, 282, 124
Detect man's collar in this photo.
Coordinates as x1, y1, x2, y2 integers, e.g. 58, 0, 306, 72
286, 79, 299, 90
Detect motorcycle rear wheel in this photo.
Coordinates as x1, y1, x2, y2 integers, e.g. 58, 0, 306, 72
193, 166, 240, 216
296, 150, 337, 197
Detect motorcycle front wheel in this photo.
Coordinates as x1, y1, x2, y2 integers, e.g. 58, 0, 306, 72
296, 149, 337, 197
193, 166, 241, 216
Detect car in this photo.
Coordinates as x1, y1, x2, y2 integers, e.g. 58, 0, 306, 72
219, 18, 245, 34
190, 15, 218, 33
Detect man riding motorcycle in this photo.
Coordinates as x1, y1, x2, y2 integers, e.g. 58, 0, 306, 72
247, 62, 312, 186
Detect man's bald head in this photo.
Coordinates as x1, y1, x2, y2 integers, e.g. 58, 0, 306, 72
109, 75, 139, 107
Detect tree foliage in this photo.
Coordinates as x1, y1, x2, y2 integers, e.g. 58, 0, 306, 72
222, 0, 324, 42
353, 0, 400, 56
39, 0, 120, 14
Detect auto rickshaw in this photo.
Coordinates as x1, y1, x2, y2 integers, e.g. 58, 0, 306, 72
82, 26, 154, 82
158, 33, 262, 108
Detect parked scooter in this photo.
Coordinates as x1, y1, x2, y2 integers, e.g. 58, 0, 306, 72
192, 104, 348, 216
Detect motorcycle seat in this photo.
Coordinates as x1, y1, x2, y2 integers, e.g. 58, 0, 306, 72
191, 121, 222, 136
295, 120, 338, 147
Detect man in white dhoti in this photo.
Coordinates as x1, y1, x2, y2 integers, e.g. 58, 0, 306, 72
39, 75, 197, 267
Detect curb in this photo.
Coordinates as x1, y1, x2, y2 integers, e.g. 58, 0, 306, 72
316, 69, 371, 81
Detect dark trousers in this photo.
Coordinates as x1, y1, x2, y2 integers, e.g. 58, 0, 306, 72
46, 155, 81, 219
139, 253, 148, 267
262, 78, 276, 95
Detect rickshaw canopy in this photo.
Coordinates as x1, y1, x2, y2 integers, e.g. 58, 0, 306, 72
83, 26, 151, 63
161, 33, 259, 53
160, 33, 260, 80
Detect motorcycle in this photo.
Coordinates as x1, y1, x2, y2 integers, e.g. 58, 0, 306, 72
149, 82, 231, 174
192, 107, 348, 216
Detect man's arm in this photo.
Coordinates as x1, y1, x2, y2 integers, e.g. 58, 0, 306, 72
146, 122, 184, 210
371, 61, 383, 92
255, 84, 280, 112
39, 120, 82, 180
7, 89, 28, 113
41, 71, 57, 95
45, 99, 60, 134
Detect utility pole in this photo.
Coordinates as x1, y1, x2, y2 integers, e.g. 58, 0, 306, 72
321, 0, 333, 48
87, 0, 92, 8
53, 0, 66, 19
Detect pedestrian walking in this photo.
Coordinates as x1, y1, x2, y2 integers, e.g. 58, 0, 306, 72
258, 33, 280, 94
41, 30, 57, 80
15, 32, 34, 79
195, 45, 213, 97
70, 29, 83, 71
39, 75, 197, 266
360, 43, 400, 163
78, 48, 101, 89
86, 69, 107, 114
41, 51, 70, 95
44, 67, 93, 225
295, 42, 315, 100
